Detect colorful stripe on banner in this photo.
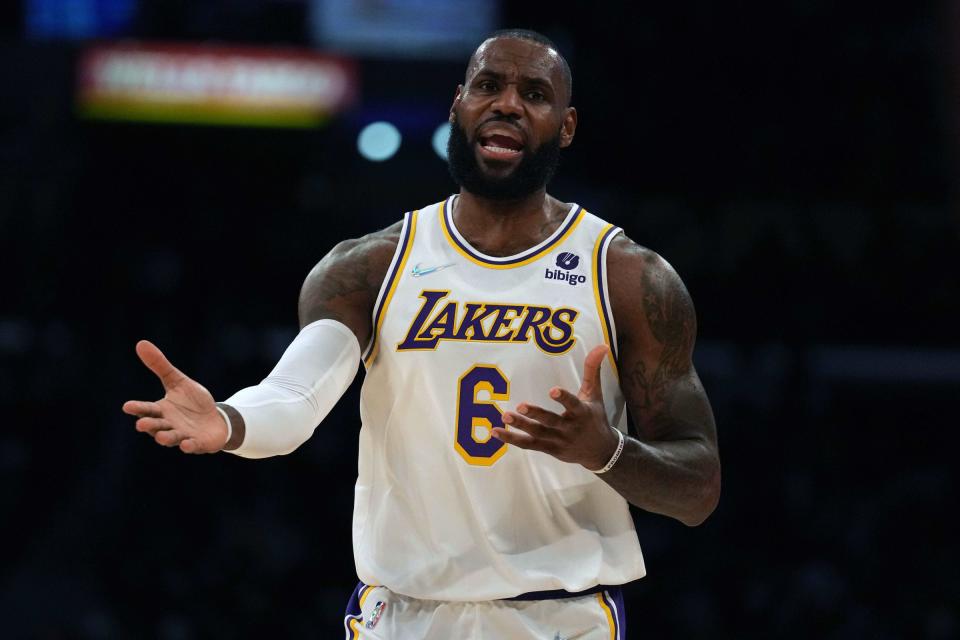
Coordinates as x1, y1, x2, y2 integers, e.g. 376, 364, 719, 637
440, 196, 585, 269
77, 42, 358, 128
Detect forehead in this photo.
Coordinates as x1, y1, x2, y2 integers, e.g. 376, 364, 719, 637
467, 37, 563, 85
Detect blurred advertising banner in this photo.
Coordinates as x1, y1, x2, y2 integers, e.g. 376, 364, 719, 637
309, 0, 497, 59
77, 42, 358, 127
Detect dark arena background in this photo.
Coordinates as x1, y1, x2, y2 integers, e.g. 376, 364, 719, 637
1, 1, 958, 638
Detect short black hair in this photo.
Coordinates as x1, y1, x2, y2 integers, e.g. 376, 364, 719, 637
472, 28, 573, 105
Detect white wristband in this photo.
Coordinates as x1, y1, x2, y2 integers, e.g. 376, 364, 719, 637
593, 428, 625, 474
214, 406, 233, 443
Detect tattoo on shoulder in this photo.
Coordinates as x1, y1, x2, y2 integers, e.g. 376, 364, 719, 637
297, 220, 403, 333
639, 251, 696, 376
611, 234, 696, 355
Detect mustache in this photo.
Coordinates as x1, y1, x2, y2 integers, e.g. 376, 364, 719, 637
473, 115, 524, 137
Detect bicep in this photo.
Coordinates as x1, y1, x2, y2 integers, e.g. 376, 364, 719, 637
297, 223, 402, 347
610, 241, 717, 445
619, 353, 717, 444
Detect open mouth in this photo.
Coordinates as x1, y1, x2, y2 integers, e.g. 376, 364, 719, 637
476, 124, 526, 160
479, 133, 524, 155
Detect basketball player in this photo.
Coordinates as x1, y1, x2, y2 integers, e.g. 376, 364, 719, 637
122, 30, 721, 639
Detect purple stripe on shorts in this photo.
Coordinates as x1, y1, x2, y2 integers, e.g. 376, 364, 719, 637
343, 581, 367, 639
602, 587, 627, 639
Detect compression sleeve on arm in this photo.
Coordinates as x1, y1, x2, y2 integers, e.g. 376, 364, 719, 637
222, 318, 361, 459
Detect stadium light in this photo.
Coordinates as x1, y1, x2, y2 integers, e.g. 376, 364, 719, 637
357, 121, 401, 161
432, 122, 450, 160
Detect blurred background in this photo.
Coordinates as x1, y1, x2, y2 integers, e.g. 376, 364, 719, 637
1, 0, 957, 638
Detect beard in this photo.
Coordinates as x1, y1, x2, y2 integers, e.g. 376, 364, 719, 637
446, 116, 562, 201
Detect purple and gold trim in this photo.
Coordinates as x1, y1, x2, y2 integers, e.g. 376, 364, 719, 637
362, 210, 419, 367
440, 195, 585, 269
597, 588, 626, 639
592, 223, 622, 376
343, 582, 376, 639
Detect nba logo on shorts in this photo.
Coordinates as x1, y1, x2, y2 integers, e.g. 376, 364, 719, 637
556, 252, 580, 270
365, 601, 386, 629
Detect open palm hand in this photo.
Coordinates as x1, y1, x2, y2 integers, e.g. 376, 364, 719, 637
122, 340, 228, 454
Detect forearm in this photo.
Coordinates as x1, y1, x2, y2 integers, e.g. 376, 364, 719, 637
599, 434, 720, 527
218, 383, 322, 459
218, 319, 360, 459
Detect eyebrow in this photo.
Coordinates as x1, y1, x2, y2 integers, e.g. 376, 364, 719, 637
473, 69, 555, 91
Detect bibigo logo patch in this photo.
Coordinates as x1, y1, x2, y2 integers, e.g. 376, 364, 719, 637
556, 252, 580, 270
546, 252, 586, 286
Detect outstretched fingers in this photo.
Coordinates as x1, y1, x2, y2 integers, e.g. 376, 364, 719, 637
135, 340, 187, 391
135, 416, 171, 435
133, 418, 205, 452
491, 425, 538, 449
515, 403, 562, 428
496, 411, 561, 454
548, 387, 583, 414
122, 400, 162, 417
579, 344, 609, 401
502, 410, 548, 438
179, 438, 201, 454
154, 429, 184, 447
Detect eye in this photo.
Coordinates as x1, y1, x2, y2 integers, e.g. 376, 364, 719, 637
526, 90, 546, 102
477, 79, 498, 91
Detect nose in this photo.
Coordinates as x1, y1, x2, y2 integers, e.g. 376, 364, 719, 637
491, 84, 523, 118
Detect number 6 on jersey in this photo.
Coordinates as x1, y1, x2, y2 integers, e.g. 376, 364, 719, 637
455, 365, 510, 465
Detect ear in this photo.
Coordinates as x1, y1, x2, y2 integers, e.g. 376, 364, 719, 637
559, 106, 577, 148
449, 85, 463, 123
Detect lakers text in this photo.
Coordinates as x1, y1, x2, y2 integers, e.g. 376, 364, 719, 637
397, 290, 579, 355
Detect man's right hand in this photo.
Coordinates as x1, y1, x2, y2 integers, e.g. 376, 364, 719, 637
122, 340, 228, 454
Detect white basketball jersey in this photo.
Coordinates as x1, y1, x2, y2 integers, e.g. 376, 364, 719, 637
354, 195, 646, 601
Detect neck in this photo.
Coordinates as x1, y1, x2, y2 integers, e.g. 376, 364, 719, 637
453, 188, 568, 257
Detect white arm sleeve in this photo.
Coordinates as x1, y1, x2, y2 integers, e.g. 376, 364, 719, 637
223, 319, 361, 459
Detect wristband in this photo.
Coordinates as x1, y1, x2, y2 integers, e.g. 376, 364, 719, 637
593, 428, 625, 474
214, 405, 233, 443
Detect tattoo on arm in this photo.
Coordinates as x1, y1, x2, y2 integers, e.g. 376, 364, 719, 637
642, 255, 696, 370
623, 251, 700, 440
297, 242, 372, 328
609, 237, 700, 437
601, 236, 720, 524
297, 221, 403, 346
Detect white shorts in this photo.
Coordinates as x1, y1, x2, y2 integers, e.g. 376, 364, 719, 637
343, 582, 626, 640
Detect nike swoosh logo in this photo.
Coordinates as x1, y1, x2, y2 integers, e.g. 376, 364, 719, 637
411, 262, 455, 277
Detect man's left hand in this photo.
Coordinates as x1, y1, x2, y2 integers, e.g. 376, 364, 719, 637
493, 344, 621, 471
